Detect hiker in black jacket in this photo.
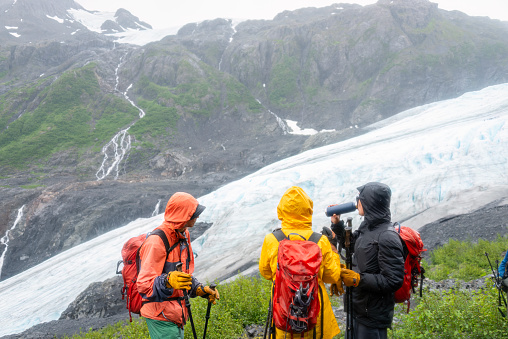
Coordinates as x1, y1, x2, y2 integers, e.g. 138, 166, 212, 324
331, 182, 404, 339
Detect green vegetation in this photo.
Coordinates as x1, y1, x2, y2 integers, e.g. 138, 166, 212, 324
64, 238, 508, 339
391, 286, 508, 338
268, 56, 299, 108
423, 236, 508, 281
20, 184, 45, 189
65, 275, 272, 339
0, 63, 139, 168
135, 60, 261, 131
389, 237, 508, 338
130, 99, 179, 138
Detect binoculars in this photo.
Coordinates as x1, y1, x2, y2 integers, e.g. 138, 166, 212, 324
325, 202, 357, 217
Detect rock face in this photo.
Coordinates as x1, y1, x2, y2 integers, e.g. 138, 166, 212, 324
60, 276, 126, 320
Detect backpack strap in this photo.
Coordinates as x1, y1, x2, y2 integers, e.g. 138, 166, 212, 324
308, 232, 322, 244
272, 228, 322, 244
393, 221, 402, 234
136, 229, 179, 274
150, 229, 173, 260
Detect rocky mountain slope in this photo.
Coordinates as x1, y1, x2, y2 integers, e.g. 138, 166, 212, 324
1, 0, 508, 281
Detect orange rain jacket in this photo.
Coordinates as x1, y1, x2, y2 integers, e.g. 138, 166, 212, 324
137, 192, 201, 327
259, 186, 342, 339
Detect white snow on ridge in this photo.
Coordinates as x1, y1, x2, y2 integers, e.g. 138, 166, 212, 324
67, 8, 116, 33
106, 26, 179, 46
0, 84, 507, 336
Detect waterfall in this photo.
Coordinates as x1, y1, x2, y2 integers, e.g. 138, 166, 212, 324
124, 84, 146, 118
256, 99, 290, 134
96, 53, 147, 180
151, 199, 161, 217
0, 205, 24, 277
114, 54, 125, 92
218, 21, 237, 71
95, 128, 131, 180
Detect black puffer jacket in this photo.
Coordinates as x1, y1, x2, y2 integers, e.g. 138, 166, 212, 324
333, 182, 404, 329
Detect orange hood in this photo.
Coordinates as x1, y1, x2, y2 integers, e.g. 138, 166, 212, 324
162, 192, 199, 230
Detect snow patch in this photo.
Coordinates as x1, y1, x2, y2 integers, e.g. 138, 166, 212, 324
286, 119, 336, 135
67, 8, 115, 33
46, 15, 65, 24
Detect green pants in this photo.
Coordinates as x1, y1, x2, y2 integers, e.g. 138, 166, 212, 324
145, 317, 184, 339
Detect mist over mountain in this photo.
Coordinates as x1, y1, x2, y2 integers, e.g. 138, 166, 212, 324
0, 0, 507, 287
0, 0, 152, 44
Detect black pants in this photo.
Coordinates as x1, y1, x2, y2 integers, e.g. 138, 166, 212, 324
353, 320, 388, 339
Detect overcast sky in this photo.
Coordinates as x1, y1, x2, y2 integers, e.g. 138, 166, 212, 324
76, 0, 508, 30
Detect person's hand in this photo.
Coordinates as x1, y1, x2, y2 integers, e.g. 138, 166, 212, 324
328, 205, 341, 224
341, 268, 360, 287
330, 282, 344, 296
196, 285, 220, 304
166, 271, 192, 290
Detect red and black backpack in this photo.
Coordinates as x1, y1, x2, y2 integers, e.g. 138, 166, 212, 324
271, 229, 324, 337
393, 222, 427, 312
116, 229, 178, 321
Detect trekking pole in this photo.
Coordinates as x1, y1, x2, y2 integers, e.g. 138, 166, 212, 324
176, 263, 198, 339
184, 289, 198, 339
202, 283, 217, 339
485, 252, 507, 317
263, 295, 272, 339
263, 282, 276, 339
344, 217, 354, 339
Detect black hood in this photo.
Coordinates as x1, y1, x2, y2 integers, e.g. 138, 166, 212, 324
357, 182, 391, 226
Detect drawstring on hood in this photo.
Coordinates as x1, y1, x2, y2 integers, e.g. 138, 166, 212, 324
357, 182, 391, 227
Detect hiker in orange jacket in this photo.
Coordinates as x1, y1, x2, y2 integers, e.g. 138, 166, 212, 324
137, 192, 219, 339
259, 186, 342, 339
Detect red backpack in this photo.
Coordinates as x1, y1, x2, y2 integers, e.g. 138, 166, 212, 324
393, 223, 426, 312
271, 229, 324, 336
116, 229, 175, 321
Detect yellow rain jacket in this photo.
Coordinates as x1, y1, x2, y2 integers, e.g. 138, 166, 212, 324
259, 186, 342, 339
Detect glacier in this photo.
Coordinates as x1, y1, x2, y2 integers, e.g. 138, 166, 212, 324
0, 83, 507, 335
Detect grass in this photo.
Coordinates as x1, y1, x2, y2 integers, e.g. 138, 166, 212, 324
423, 236, 508, 281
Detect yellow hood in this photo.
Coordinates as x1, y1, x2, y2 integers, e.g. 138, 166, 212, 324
277, 186, 313, 230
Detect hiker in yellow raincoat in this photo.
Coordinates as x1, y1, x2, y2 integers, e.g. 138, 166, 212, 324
259, 186, 342, 338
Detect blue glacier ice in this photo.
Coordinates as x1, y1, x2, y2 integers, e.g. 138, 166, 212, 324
0, 83, 507, 336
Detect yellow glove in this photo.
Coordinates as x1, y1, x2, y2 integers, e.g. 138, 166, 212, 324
341, 268, 360, 287
166, 271, 192, 290
196, 285, 220, 304
330, 282, 344, 296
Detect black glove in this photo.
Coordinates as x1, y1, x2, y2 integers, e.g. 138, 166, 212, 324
322, 226, 337, 248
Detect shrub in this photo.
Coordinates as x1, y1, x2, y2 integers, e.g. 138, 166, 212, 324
423, 236, 508, 281
391, 285, 508, 338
